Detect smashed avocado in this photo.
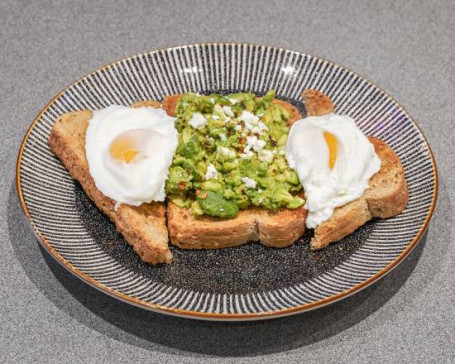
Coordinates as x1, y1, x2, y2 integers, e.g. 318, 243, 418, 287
165, 90, 304, 218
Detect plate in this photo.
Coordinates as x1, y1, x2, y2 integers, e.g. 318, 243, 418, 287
16, 43, 437, 321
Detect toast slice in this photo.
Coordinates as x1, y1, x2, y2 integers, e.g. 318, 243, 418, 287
300, 90, 408, 249
163, 94, 308, 249
48, 101, 173, 265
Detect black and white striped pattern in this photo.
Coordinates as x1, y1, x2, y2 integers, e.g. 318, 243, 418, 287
17, 44, 437, 320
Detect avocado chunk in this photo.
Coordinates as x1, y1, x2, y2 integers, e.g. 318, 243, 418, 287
168, 194, 191, 208
166, 166, 193, 194
179, 135, 202, 159
197, 191, 239, 218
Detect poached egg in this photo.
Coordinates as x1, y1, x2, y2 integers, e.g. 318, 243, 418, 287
286, 113, 381, 228
85, 105, 178, 207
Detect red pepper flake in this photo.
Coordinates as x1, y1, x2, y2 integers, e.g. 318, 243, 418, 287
195, 189, 201, 196
178, 181, 187, 190
201, 192, 208, 199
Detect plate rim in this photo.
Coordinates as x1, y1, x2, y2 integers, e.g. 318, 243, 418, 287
15, 42, 438, 321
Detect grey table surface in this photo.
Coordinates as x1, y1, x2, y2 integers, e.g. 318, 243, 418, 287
1, 0, 454, 363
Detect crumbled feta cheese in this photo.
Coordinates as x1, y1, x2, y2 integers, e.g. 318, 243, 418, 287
189, 112, 207, 129
205, 164, 219, 180
210, 98, 215, 103
255, 139, 266, 151
244, 135, 266, 153
228, 97, 238, 105
225, 117, 231, 123
258, 149, 274, 163
239, 111, 259, 130
238, 111, 268, 134
241, 177, 257, 189
244, 135, 256, 152
218, 133, 227, 141
251, 122, 268, 134
223, 105, 234, 117
212, 115, 220, 120
240, 151, 253, 159
218, 146, 235, 158
213, 104, 225, 115
234, 124, 243, 131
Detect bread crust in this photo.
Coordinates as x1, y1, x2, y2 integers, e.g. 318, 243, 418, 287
311, 199, 373, 250
161, 94, 183, 117
168, 202, 307, 249
364, 137, 408, 218
301, 89, 335, 116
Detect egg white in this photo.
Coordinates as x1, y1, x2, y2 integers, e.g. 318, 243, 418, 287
286, 114, 381, 228
85, 105, 178, 206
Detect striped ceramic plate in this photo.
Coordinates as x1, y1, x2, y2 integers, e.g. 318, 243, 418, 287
16, 44, 437, 321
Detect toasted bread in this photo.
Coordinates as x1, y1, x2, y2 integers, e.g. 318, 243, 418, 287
48, 101, 172, 265
301, 89, 335, 117
301, 90, 408, 249
163, 94, 308, 249
161, 94, 182, 117
168, 202, 307, 249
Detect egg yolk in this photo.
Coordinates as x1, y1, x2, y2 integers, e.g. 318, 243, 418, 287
323, 132, 337, 169
109, 134, 139, 163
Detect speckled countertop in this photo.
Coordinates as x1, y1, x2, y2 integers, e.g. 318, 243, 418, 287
1, 0, 454, 363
